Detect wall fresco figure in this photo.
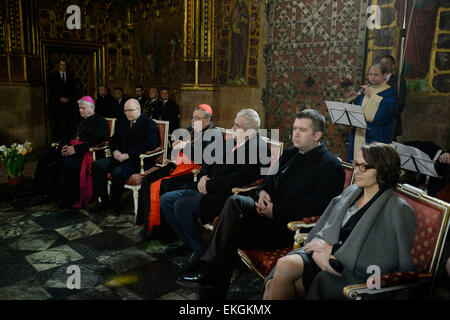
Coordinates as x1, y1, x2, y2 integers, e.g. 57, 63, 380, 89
229, 0, 249, 85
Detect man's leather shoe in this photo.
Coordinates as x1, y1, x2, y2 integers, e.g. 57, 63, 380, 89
176, 272, 216, 289
180, 253, 201, 274
164, 241, 188, 255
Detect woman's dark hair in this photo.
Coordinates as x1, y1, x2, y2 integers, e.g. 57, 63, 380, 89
360, 142, 401, 189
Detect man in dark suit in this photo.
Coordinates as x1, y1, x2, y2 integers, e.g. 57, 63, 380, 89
177, 109, 346, 299
92, 98, 158, 214
160, 88, 180, 134
142, 87, 162, 119
160, 108, 270, 274
95, 86, 120, 119
380, 55, 407, 141
112, 87, 127, 124
135, 85, 149, 108
50, 58, 77, 140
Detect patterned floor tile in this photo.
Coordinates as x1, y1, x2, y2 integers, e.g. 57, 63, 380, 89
32, 210, 90, 230
0, 219, 43, 240
25, 244, 84, 272
9, 232, 60, 251
66, 284, 122, 300
0, 278, 52, 300
55, 221, 103, 241
68, 230, 136, 260
156, 288, 198, 300
116, 225, 145, 243
98, 214, 136, 229
44, 262, 107, 289
0, 202, 14, 212
96, 248, 157, 274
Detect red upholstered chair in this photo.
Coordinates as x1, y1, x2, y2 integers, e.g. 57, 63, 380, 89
237, 161, 355, 279
343, 183, 450, 300
106, 120, 169, 215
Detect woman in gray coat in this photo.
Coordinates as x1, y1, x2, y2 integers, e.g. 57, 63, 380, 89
263, 142, 415, 299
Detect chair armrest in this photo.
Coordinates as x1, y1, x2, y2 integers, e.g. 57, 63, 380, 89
343, 271, 429, 300
192, 169, 200, 182
140, 146, 164, 158
139, 147, 165, 174
232, 185, 258, 195
89, 141, 109, 152
287, 216, 320, 249
287, 216, 320, 231
231, 178, 264, 195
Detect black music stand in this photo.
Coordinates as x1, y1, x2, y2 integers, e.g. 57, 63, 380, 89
391, 142, 439, 178
325, 101, 367, 129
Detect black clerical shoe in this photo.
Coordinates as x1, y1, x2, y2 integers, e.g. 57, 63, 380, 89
179, 253, 201, 274
164, 241, 188, 255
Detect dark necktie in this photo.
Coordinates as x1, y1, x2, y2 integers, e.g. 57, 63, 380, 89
62, 72, 65, 82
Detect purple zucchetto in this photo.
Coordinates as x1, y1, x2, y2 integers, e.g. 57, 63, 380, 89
77, 96, 95, 108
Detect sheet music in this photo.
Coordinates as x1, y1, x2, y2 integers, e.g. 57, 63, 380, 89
325, 101, 367, 129
391, 142, 439, 177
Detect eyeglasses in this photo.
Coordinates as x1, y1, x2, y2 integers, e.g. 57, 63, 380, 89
192, 116, 207, 120
123, 108, 138, 113
351, 161, 374, 172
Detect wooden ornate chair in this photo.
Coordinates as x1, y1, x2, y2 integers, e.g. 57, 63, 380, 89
105, 120, 169, 215
343, 183, 450, 300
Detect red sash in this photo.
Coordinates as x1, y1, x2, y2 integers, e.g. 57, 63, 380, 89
71, 139, 94, 208
148, 152, 200, 232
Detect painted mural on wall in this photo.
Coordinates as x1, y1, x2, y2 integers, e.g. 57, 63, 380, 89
366, 0, 448, 95
37, 0, 183, 86
217, 0, 262, 86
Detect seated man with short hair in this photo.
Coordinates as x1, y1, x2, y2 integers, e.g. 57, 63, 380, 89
177, 109, 346, 300
136, 104, 221, 239
92, 98, 158, 214
160, 108, 271, 273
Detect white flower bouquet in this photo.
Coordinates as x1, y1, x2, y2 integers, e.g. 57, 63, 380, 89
0, 141, 32, 178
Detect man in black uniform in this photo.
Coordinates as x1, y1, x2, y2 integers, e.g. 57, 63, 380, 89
50, 58, 77, 139
95, 86, 121, 119
160, 88, 180, 134
142, 87, 163, 119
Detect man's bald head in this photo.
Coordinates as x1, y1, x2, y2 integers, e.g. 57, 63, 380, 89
124, 98, 141, 121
